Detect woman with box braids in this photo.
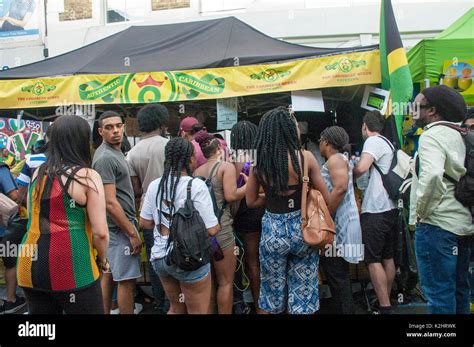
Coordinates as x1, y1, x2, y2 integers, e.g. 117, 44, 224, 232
246, 106, 330, 315
156, 137, 194, 226
140, 137, 220, 314
254, 107, 303, 193
230, 120, 257, 152
230, 121, 266, 313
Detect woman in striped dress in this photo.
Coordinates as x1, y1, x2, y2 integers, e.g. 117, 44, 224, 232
17, 115, 109, 314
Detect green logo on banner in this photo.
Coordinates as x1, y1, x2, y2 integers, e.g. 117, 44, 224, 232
325, 57, 366, 73
250, 68, 291, 82
21, 81, 56, 96
79, 75, 127, 102
174, 73, 225, 99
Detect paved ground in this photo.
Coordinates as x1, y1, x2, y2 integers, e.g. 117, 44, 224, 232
0, 257, 434, 315
0, 282, 429, 315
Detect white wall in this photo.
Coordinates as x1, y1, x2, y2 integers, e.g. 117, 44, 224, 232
1, 0, 472, 68
0, 46, 44, 70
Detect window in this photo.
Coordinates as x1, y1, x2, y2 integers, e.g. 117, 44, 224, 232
151, 0, 190, 11
59, 0, 93, 21
106, 0, 146, 24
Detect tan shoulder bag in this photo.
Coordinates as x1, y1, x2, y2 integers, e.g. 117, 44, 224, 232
0, 193, 18, 227
300, 150, 336, 248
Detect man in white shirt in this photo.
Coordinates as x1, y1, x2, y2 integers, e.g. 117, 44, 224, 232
354, 110, 397, 314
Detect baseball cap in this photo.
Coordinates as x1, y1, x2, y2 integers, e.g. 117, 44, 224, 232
178, 116, 200, 136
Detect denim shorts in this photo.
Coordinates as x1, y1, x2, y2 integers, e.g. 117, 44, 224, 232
152, 258, 210, 284
108, 227, 142, 282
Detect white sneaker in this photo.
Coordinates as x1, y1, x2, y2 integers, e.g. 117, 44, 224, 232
134, 303, 143, 315
110, 303, 142, 314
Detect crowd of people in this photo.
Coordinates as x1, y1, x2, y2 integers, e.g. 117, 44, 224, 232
0, 84, 472, 315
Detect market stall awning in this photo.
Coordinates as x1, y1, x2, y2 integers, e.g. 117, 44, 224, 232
0, 17, 381, 109
407, 8, 474, 104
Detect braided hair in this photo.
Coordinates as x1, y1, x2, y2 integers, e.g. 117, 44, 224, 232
156, 137, 194, 226
230, 121, 258, 151
320, 126, 351, 154
254, 106, 302, 193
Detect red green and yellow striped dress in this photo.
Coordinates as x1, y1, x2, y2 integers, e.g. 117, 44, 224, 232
17, 173, 100, 291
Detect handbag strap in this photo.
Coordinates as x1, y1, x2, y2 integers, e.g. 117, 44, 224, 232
301, 150, 309, 226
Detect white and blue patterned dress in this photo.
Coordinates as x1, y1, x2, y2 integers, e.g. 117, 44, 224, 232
321, 153, 363, 264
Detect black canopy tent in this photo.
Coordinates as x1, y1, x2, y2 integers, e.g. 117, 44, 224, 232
0, 16, 379, 144
0, 17, 377, 80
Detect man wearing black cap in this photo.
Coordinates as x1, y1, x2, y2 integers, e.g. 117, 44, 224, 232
409, 85, 473, 314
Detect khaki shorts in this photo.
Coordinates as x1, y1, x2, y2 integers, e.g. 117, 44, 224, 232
215, 225, 235, 250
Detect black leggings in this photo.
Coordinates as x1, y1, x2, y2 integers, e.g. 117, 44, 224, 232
22, 280, 104, 314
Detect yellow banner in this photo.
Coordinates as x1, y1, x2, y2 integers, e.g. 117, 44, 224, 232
0, 50, 380, 109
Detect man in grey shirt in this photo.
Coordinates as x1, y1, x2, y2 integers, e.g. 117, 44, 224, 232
127, 104, 169, 314
127, 104, 169, 208
93, 111, 142, 315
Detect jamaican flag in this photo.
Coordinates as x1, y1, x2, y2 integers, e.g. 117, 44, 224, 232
380, 0, 413, 146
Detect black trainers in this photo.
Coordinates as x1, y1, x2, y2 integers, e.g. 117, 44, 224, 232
1, 296, 27, 314
371, 303, 393, 315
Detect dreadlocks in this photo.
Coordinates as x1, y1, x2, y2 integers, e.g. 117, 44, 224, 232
230, 121, 258, 151
157, 137, 194, 226
254, 106, 302, 193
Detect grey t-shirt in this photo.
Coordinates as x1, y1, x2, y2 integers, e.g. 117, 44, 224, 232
92, 142, 136, 230
126, 134, 168, 204
9, 0, 36, 20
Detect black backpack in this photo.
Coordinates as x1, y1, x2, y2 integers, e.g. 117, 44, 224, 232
432, 123, 474, 209
373, 136, 413, 206
165, 178, 212, 271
